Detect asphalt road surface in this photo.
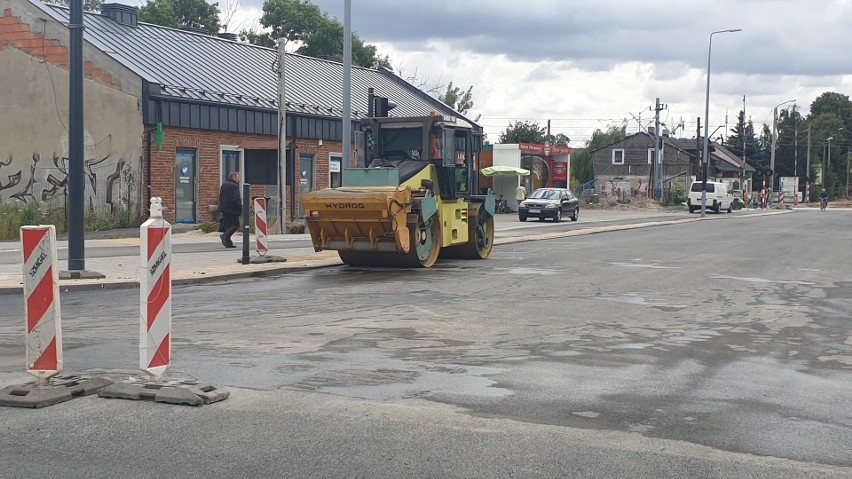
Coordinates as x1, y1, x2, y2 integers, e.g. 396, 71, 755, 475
1, 209, 850, 478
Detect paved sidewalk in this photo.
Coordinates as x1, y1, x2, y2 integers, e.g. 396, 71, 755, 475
0, 208, 787, 294
0, 231, 333, 294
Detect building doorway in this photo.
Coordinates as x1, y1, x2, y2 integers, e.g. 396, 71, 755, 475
298, 154, 314, 219
175, 149, 196, 223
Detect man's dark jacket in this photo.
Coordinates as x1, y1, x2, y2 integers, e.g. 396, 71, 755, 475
218, 179, 242, 216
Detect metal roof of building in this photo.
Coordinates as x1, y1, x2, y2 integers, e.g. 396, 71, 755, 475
665, 137, 699, 151
40, 3, 471, 123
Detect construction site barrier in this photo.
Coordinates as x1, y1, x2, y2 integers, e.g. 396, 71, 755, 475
140, 198, 171, 380
254, 196, 268, 256
21, 225, 62, 381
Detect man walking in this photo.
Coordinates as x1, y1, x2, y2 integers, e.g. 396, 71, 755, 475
218, 172, 241, 248
515, 181, 527, 210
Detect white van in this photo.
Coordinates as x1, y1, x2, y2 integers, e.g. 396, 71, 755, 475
687, 181, 734, 213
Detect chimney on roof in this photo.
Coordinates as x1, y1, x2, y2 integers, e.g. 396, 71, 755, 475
101, 3, 138, 27
647, 126, 655, 136
218, 32, 238, 41
662, 128, 670, 137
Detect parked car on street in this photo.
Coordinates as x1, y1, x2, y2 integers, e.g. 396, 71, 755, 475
687, 181, 735, 213
518, 188, 579, 222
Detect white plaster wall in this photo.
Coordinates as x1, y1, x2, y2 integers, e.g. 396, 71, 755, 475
492, 145, 520, 167
0, 47, 143, 211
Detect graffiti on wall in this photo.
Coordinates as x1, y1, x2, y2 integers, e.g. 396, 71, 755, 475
0, 150, 139, 212
599, 179, 648, 200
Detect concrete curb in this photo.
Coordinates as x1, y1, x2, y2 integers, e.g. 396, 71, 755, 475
0, 210, 790, 295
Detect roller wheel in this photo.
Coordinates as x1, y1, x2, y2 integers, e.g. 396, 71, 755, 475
338, 217, 441, 268
441, 205, 494, 260
409, 217, 442, 267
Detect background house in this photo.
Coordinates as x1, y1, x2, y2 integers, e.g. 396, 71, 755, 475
590, 129, 754, 201
0, 0, 476, 227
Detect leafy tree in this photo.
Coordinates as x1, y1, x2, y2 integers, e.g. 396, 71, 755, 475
373, 54, 393, 70
254, 0, 322, 45
724, 110, 761, 169
239, 29, 276, 48
246, 0, 382, 68
297, 17, 377, 67
757, 123, 772, 166
139, 0, 221, 34
810, 92, 852, 127
806, 112, 847, 191
497, 120, 571, 146
550, 133, 570, 147
139, 0, 180, 28
773, 106, 806, 179
570, 124, 627, 184
439, 82, 474, 115
498, 121, 547, 144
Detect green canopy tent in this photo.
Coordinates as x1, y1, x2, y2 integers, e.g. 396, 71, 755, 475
480, 166, 530, 177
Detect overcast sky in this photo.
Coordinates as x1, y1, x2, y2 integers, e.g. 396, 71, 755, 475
224, 0, 852, 145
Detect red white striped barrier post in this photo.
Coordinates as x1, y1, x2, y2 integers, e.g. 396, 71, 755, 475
779, 191, 785, 206
97, 197, 229, 405
21, 225, 62, 382
254, 197, 268, 256
1, 225, 111, 407
140, 197, 171, 381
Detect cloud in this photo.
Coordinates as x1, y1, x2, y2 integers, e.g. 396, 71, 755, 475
235, 0, 852, 144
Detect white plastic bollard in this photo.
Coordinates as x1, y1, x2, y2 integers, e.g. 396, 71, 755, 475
254, 197, 268, 256
20, 225, 62, 382
140, 198, 171, 381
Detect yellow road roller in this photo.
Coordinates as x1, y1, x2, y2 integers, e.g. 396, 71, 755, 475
302, 114, 495, 267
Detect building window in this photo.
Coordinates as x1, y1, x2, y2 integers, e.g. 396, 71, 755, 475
329, 154, 342, 188
648, 148, 655, 165
612, 149, 624, 165
221, 148, 242, 184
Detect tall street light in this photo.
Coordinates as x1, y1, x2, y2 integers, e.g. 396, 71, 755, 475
769, 99, 796, 195
823, 128, 844, 193
846, 147, 851, 199
826, 136, 834, 172
701, 28, 742, 218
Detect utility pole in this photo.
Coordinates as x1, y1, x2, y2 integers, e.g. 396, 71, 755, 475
67, 0, 85, 272
742, 96, 747, 195
546, 119, 551, 191
696, 118, 702, 180
698, 117, 709, 217
846, 147, 850, 199
770, 106, 777, 203
806, 126, 811, 203
794, 124, 799, 202
277, 38, 287, 234
653, 98, 666, 202
342, 0, 351, 184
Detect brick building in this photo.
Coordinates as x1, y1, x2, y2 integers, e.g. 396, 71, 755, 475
0, 0, 476, 228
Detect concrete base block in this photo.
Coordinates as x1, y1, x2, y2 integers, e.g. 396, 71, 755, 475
99, 378, 229, 406
59, 270, 106, 280
248, 255, 287, 264
0, 375, 113, 408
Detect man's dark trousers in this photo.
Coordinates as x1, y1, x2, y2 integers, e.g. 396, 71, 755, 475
221, 214, 240, 246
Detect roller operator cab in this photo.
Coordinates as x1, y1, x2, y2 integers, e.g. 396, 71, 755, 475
302, 115, 495, 267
